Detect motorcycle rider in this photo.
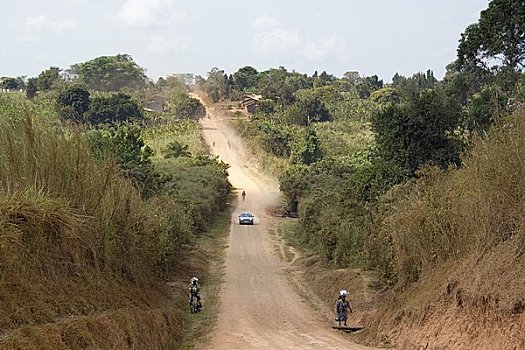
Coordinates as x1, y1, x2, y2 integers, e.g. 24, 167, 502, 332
189, 277, 202, 311
241, 190, 246, 201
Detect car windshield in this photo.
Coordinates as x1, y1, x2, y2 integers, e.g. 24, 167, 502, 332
240, 213, 253, 217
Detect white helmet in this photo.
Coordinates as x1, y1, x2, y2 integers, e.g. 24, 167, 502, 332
191, 277, 199, 283
339, 290, 348, 297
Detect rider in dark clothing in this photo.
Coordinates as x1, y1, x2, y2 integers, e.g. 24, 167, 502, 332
189, 277, 202, 310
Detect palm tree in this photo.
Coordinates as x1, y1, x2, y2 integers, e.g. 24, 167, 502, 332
164, 140, 192, 158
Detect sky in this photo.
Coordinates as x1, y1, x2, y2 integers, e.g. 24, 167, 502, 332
0, 0, 489, 82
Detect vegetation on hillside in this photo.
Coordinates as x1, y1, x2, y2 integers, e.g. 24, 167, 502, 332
199, 0, 525, 290
0, 59, 230, 348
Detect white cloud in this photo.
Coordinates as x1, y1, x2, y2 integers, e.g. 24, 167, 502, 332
253, 27, 303, 54
16, 15, 76, 42
253, 14, 280, 30
148, 34, 191, 55
251, 15, 350, 63
116, 0, 191, 28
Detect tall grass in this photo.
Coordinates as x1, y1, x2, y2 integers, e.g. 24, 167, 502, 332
374, 109, 525, 286
0, 92, 231, 348
0, 114, 188, 285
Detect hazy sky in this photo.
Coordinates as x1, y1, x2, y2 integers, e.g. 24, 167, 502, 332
0, 0, 489, 82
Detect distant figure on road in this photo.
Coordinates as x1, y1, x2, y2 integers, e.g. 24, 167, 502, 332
335, 290, 352, 326
212, 141, 215, 147
227, 140, 231, 149
241, 190, 246, 201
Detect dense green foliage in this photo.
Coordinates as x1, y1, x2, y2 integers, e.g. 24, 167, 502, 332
1, 76, 25, 90
87, 93, 143, 125
372, 88, 461, 176
36, 66, 62, 91
458, 0, 525, 73
57, 85, 91, 122
164, 140, 192, 158
89, 124, 163, 197
70, 54, 147, 91
172, 95, 206, 120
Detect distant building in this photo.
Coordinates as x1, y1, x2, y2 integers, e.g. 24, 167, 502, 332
241, 94, 262, 114
144, 95, 167, 112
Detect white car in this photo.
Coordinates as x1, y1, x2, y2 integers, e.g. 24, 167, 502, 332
238, 212, 255, 225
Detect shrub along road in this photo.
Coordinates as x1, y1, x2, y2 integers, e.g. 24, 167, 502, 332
195, 95, 377, 350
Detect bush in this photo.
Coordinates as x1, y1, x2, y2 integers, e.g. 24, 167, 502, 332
172, 95, 206, 120
87, 93, 143, 125
57, 85, 90, 122
89, 124, 164, 198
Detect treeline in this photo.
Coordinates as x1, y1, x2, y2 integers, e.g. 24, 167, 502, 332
200, 0, 525, 287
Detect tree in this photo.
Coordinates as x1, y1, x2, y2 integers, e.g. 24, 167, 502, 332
370, 87, 400, 104
257, 67, 312, 106
315, 71, 336, 87
203, 67, 229, 102
14, 76, 26, 90
356, 75, 383, 98
26, 78, 37, 98
254, 121, 293, 157
163, 140, 192, 158
343, 71, 360, 85
86, 93, 143, 125
457, 0, 525, 72
233, 66, 259, 91
371, 89, 461, 174
37, 67, 62, 91
278, 164, 310, 211
173, 96, 206, 120
463, 84, 506, 131
284, 90, 331, 126
70, 54, 147, 91
89, 124, 161, 197
256, 99, 276, 114
392, 70, 438, 101
290, 127, 323, 165
57, 85, 90, 122
1, 77, 18, 90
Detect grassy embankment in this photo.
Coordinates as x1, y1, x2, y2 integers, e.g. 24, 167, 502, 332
0, 93, 230, 349
361, 110, 525, 349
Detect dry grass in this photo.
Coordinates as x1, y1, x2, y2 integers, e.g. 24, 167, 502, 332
378, 109, 525, 286
0, 113, 190, 348
361, 109, 525, 349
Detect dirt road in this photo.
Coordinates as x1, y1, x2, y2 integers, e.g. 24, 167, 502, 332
197, 100, 375, 350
